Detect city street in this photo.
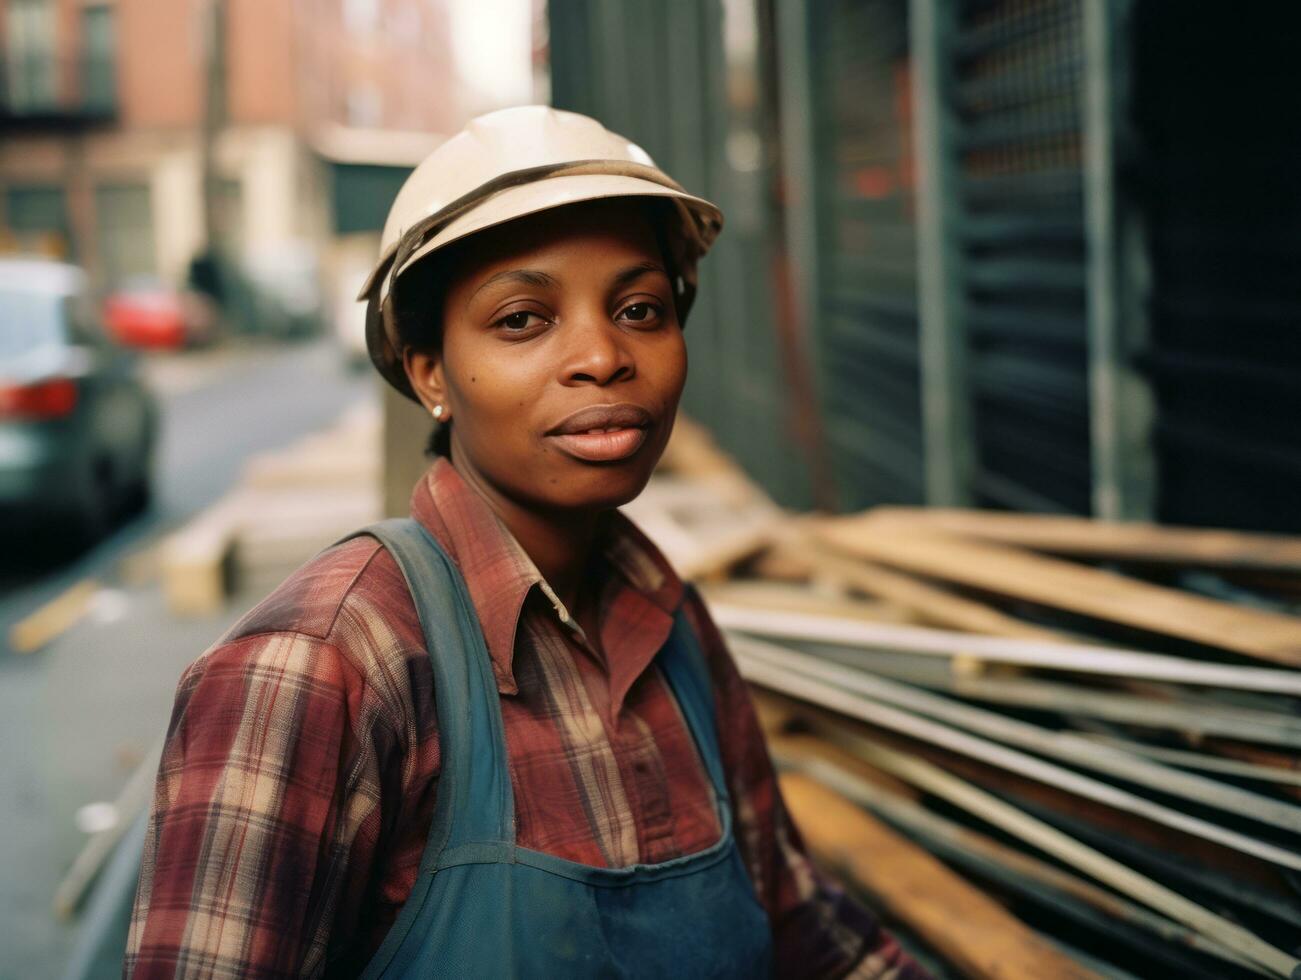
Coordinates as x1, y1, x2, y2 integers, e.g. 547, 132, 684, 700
0, 338, 376, 979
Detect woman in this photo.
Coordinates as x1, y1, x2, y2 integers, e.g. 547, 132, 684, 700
126, 107, 924, 979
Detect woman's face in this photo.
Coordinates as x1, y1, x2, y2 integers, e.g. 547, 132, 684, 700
405, 198, 688, 515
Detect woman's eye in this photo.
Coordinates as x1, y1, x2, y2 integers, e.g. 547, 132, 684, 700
619, 302, 661, 324
496, 311, 544, 332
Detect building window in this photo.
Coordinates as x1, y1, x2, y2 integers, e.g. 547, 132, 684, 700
81, 4, 117, 114
3, 184, 71, 258
94, 183, 156, 285
5, 0, 58, 111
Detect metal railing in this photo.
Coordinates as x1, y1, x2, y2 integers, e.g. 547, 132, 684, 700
0, 51, 117, 123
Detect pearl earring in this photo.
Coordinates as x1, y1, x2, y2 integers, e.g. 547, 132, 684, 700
432, 405, 445, 420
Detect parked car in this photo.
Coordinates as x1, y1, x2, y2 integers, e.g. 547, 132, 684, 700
0, 259, 157, 544
103, 277, 218, 350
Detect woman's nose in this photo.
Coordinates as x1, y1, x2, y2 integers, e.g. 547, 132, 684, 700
561, 314, 636, 386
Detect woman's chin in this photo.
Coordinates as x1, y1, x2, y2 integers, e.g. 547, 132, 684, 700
546, 465, 657, 513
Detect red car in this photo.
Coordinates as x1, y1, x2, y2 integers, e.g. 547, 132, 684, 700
103, 279, 217, 350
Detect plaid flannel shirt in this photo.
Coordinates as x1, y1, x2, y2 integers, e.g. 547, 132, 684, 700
126, 458, 924, 979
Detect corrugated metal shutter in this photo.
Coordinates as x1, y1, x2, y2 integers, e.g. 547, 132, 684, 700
549, 0, 814, 506
811, 0, 927, 510
954, 0, 1092, 513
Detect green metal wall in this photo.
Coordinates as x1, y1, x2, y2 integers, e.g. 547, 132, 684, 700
953, 0, 1093, 513
808, 0, 927, 509
549, 0, 814, 507
550, 0, 1300, 533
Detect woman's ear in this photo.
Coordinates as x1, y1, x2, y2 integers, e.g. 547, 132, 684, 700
403, 347, 451, 422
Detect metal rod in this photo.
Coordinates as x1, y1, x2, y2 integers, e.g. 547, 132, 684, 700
732, 640, 1301, 871
738, 636, 1301, 834
1082, 0, 1155, 520
710, 602, 1301, 696
910, 0, 974, 506
786, 736, 1299, 978
793, 640, 1301, 749
1079, 734, 1301, 788
780, 753, 1262, 976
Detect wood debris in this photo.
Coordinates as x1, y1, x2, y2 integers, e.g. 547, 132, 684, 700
161, 402, 381, 614
643, 421, 1301, 979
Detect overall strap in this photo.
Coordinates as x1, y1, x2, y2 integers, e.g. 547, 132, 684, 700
342, 519, 515, 858
656, 598, 733, 810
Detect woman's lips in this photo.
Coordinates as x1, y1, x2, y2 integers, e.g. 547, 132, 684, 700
546, 426, 648, 462
545, 403, 654, 462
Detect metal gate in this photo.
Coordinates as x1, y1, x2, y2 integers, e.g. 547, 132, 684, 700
807, 0, 927, 510
952, 0, 1092, 513
549, 0, 815, 506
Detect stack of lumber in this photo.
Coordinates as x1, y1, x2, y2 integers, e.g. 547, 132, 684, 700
648, 423, 1301, 980
162, 402, 381, 613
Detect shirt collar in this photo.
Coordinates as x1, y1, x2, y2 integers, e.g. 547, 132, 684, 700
410, 458, 684, 700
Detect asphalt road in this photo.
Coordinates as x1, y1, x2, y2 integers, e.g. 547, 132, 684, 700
0, 337, 375, 979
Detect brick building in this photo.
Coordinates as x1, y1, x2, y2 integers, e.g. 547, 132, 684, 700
0, 0, 459, 296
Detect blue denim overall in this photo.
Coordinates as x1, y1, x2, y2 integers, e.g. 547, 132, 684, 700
352, 519, 774, 978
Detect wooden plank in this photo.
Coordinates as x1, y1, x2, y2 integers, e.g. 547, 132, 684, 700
944, 676, 1301, 749
809, 521, 1301, 666
769, 540, 1067, 641
857, 507, 1301, 574
791, 743, 1299, 979
732, 638, 1301, 871
1081, 734, 1301, 788
760, 642, 1301, 748
804, 706, 1297, 901
8, 580, 100, 653
622, 473, 782, 581
1202, 741, 1301, 803
161, 489, 247, 616
697, 580, 914, 625
737, 635, 1301, 835
709, 602, 1301, 696
779, 772, 1097, 980
780, 749, 1258, 976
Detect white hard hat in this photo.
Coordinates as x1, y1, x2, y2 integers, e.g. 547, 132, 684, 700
360, 105, 724, 400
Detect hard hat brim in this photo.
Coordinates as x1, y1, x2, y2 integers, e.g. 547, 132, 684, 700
359, 171, 721, 303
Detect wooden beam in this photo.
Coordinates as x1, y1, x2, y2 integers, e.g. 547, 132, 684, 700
709, 602, 1301, 696
770, 539, 1067, 641
781, 750, 1257, 975
791, 742, 1299, 978
1080, 733, 1301, 788
779, 772, 1097, 980
810, 521, 1301, 667
856, 507, 1301, 574
736, 635, 1301, 836
697, 580, 913, 625
733, 638, 1301, 870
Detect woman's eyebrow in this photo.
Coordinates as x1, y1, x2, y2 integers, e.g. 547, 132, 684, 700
471, 268, 558, 299
612, 261, 668, 287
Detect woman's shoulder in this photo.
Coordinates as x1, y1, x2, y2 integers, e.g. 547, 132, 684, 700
206, 533, 428, 692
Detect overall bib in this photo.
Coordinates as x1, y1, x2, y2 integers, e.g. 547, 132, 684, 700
350, 519, 774, 979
